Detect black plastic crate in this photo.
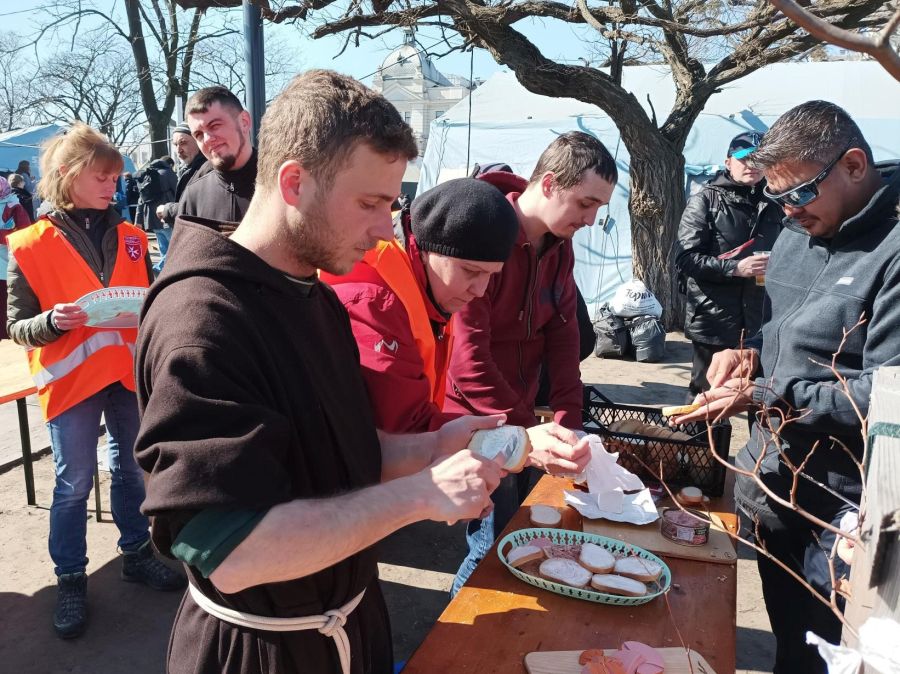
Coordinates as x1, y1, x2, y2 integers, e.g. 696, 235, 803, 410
581, 385, 732, 496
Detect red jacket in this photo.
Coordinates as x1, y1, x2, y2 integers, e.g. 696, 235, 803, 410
324, 235, 457, 434
443, 176, 583, 429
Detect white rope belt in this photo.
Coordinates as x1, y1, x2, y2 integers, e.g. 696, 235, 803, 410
188, 583, 366, 674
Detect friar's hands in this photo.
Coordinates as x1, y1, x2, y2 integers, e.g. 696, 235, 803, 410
432, 414, 507, 462
418, 450, 505, 525
526, 423, 592, 476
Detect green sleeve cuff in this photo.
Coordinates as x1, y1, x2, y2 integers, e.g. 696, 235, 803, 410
170, 508, 267, 578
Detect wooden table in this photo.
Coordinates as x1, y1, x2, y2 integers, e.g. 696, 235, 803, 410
403, 474, 738, 674
0, 340, 38, 505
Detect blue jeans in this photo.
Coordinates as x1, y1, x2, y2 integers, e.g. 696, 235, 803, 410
152, 226, 172, 273
451, 467, 540, 596
48, 383, 149, 576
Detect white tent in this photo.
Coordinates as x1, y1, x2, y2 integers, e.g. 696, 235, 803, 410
419, 61, 900, 317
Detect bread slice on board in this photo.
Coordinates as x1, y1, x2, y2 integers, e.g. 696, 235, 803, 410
530, 505, 562, 527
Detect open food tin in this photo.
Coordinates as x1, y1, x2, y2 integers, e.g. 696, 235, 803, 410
660, 507, 710, 546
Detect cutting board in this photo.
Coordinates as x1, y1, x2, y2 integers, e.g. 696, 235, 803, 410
582, 510, 737, 565
525, 648, 718, 674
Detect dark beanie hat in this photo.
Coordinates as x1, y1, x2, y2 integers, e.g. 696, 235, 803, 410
410, 178, 519, 262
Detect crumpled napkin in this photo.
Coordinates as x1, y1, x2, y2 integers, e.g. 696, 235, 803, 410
563, 434, 659, 525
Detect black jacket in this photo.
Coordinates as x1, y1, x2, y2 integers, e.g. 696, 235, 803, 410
674, 171, 783, 346
176, 149, 257, 228
135, 159, 178, 231
160, 152, 207, 224
11, 187, 33, 222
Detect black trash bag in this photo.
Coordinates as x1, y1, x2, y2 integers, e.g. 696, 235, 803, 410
593, 303, 631, 358
629, 314, 666, 362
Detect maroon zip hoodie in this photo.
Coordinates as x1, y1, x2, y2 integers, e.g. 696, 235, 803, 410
443, 174, 583, 429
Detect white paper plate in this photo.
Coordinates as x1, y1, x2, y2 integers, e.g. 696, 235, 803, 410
75, 286, 147, 328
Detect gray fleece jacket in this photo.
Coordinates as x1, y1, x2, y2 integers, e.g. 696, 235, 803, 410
736, 161, 900, 518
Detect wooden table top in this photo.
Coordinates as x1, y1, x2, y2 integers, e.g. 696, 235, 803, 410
0, 340, 35, 404
402, 474, 738, 674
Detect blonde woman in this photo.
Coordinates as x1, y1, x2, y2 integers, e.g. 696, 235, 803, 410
5, 124, 184, 640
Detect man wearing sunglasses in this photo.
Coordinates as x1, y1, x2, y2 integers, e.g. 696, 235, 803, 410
675, 131, 783, 398
673, 100, 900, 673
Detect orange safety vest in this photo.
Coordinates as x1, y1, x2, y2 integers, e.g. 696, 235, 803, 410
326, 239, 453, 409
7, 218, 150, 421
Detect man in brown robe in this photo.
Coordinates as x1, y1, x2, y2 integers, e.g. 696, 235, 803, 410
136, 70, 587, 674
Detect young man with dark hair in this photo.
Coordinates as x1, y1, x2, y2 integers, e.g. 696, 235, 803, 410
135, 69, 510, 674
674, 100, 900, 673
178, 86, 256, 228
446, 131, 616, 593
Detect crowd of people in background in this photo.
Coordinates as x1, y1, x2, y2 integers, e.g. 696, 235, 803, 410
1, 69, 897, 674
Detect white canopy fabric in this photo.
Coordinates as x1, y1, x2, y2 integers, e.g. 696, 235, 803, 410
419, 62, 900, 317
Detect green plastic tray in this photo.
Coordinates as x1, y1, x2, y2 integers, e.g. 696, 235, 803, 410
497, 527, 671, 606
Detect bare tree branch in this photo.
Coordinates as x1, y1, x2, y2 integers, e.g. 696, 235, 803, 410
767, 0, 900, 80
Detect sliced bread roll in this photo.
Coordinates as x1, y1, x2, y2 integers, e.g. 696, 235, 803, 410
538, 558, 592, 588
590, 573, 648, 597
529, 505, 562, 527
578, 542, 615, 573
613, 556, 663, 582
661, 402, 701, 417
468, 425, 531, 472
507, 544, 545, 568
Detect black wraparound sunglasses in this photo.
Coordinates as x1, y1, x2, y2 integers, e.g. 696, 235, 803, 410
763, 145, 851, 208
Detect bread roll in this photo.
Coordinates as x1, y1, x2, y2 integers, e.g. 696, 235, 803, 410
590, 574, 648, 597
539, 558, 592, 588
507, 544, 545, 568
615, 418, 645, 435
578, 543, 615, 573
529, 505, 562, 527
661, 403, 702, 417
468, 425, 531, 472
613, 556, 663, 582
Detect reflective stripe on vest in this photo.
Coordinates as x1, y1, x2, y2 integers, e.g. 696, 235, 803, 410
7, 217, 149, 420
30, 331, 134, 388
329, 239, 452, 409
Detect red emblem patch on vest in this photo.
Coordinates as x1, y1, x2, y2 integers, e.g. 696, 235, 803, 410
124, 235, 143, 262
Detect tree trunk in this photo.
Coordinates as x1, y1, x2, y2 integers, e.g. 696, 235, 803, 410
146, 112, 172, 161
627, 146, 686, 331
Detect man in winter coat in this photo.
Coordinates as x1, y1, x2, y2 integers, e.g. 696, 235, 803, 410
134, 157, 178, 273
445, 132, 615, 593
674, 131, 783, 397
156, 122, 206, 227
178, 86, 256, 231
674, 101, 900, 673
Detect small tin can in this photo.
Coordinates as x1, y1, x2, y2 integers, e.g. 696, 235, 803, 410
660, 507, 710, 546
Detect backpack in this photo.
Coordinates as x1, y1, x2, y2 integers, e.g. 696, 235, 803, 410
593, 303, 631, 358
135, 165, 164, 203
629, 315, 666, 362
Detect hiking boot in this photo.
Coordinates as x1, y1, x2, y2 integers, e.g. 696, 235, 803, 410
54, 572, 87, 639
121, 541, 187, 591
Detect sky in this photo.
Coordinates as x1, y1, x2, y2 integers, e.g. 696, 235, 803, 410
3, 1, 601, 92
